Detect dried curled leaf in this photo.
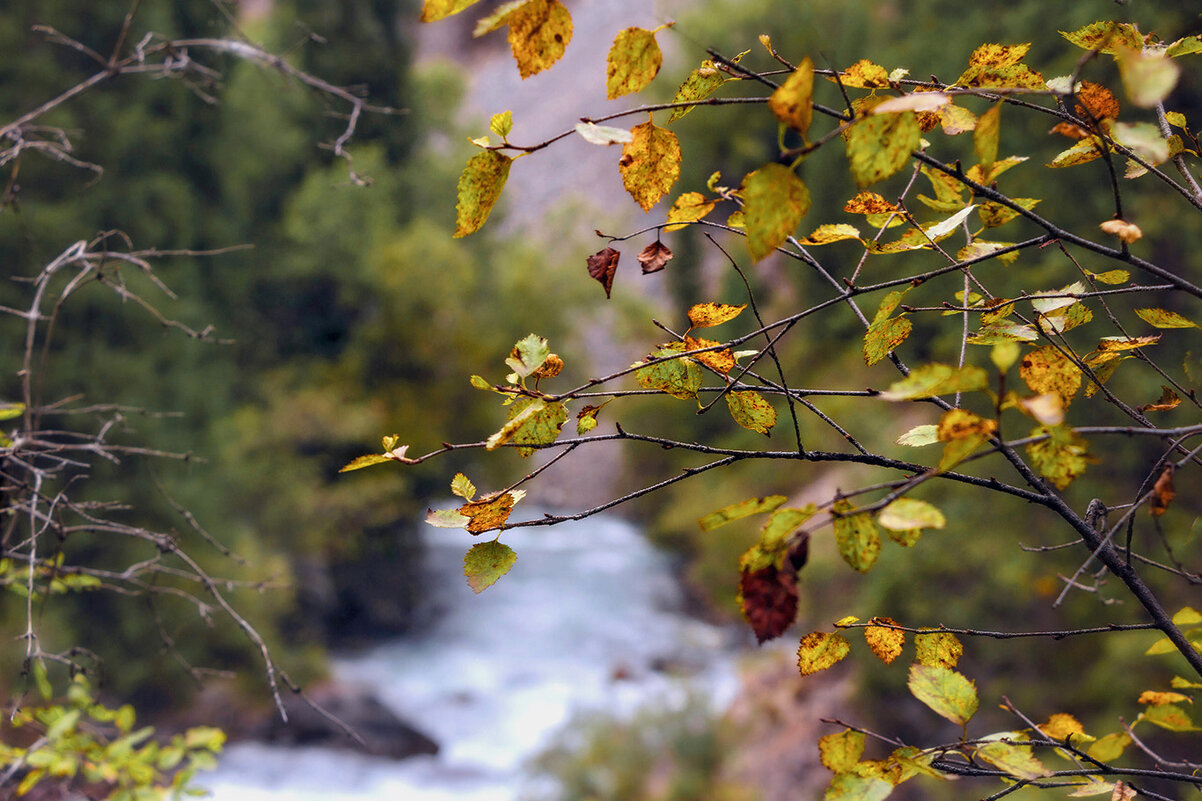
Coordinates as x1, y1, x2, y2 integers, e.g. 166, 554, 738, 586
636, 241, 673, 274
586, 246, 620, 298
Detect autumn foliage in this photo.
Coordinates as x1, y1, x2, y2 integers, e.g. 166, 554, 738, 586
349, 5, 1202, 798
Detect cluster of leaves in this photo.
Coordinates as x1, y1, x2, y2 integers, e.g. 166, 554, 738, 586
354, 5, 1202, 798
0, 677, 223, 799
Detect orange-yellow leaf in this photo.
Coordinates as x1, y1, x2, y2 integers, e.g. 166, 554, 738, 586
458, 491, 521, 534
1020, 346, 1082, 406
684, 336, 735, 374
1138, 691, 1190, 706
1039, 713, 1087, 740
802, 223, 863, 245
865, 618, 905, 664
837, 59, 891, 88
688, 302, 745, 328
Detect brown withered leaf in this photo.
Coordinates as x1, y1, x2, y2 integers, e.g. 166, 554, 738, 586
458, 491, 516, 534
1150, 465, 1175, 517
637, 241, 673, 274
1075, 81, 1120, 122
1139, 385, 1181, 413
587, 246, 620, 298
1050, 121, 1090, 140
738, 564, 798, 644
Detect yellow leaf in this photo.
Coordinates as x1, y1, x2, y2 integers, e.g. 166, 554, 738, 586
878, 499, 946, 531
620, 119, 681, 212
976, 742, 1050, 781
698, 495, 787, 532
684, 335, 735, 374
1138, 690, 1190, 706
665, 192, 716, 231
454, 150, 512, 237
1135, 307, 1197, 329
1048, 137, 1104, 168
908, 664, 978, 726
769, 57, 814, 134
819, 729, 866, 773
845, 111, 921, 187
974, 104, 1001, 169
420, 0, 481, 22
743, 163, 811, 261
801, 223, 863, 245
1039, 713, 1087, 740
668, 61, 729, 122
606, 25, 669, 99
688, 302, 746, 328
797, 631, 851, 675
915, 631, 962, 668
836, 59, 891, 88
832, 498, 881, 573
476, 0, 573, 79
1027, 424, 1092, 489
1020, 346, 1082, 406
939, 103, 978, 135
864, 617, 905, 664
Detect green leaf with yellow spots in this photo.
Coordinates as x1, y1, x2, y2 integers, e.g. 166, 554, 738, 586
743, 163, 811, 261
455, 150, 512, 237
464, 541, 517, 593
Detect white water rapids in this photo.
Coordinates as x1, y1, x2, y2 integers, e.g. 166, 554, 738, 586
203, 515, 746, 801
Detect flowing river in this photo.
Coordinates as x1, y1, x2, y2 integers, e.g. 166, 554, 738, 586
204, 514, 746, 801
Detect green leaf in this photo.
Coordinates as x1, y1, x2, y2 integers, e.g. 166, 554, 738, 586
824, 774, 893, 801
0, 402, 25, 421
1118, 48, 1181, 108
1136, 308, 1198, 329
668, 62, 730, 122
819, 729, 866, 774
832, 499, 881, 573
864, 316, 912, 366
506, 333, 551, 378
726, 390, 777, 435
761, 505, 816, 547
338, 453, 393, 472
845, 111, 921, 187
426, 508, 470, 528
975, 742, 1050, 780
699, 495, 788, 532
798, 631, 851, 675
769, 57, 815, 134
634, 344, 703, 400
606, 26, 668, 99
486, 397, 567, 455
879, 363, 988, 400
454, 150, 512, 237
620, 119, 681, 212
743, 164, 812, 262
907, 664, 978, 726
464, 541, 518, 593
914, 631, 963, 668
896, 424, 938, 447
878, 499, 945, 531
420, 0, 481, 22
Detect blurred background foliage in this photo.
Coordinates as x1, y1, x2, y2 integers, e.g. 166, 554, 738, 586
1, 0, 1200, 797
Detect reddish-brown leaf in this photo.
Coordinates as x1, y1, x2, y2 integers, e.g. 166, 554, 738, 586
637, 241, 673, 274
738, 565, 799, 644
1150, 465, 1175, 517
587, 246, 620, 298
